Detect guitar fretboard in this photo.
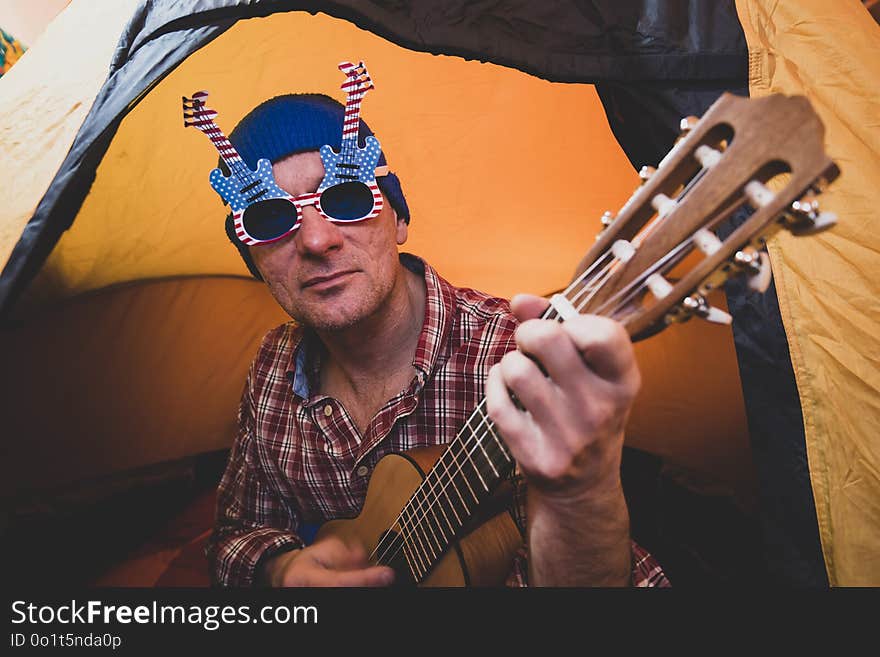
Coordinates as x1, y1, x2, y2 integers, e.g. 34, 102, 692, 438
336, 61, 373, 179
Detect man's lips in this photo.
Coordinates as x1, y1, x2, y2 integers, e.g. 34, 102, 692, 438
301, 270, 357, 289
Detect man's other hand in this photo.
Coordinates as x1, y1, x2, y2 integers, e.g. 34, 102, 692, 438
261, 537, 395, 587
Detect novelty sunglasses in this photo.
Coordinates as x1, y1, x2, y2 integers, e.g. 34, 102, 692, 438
231, 174, 387, 245
185, 60, 388, 247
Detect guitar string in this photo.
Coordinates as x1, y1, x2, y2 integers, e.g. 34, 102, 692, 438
370, 168, 725, 576
566, 165, 711, 313
369, 248, 633, 572
370, 139, 740, 577
369, 284, 586, 574
370, 230, 619, 571
592, 194, 749, 319
368, 218, 626, 569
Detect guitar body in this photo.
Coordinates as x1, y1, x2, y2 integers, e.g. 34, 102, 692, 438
208, 158, 287, 217
318, 135, 383, 190
315, 446, 524, 587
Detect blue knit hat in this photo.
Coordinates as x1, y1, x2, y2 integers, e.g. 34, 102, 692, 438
222, 93, 410, 279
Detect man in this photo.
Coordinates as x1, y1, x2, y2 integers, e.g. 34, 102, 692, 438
206, 91, 667, 587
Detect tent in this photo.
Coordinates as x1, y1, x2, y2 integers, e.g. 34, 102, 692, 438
1, 0, 877, 586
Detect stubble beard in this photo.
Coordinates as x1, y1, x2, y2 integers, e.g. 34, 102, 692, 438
279, 272, 396, 333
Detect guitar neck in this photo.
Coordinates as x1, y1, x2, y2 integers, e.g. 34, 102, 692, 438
339, 68, 370, 162
186, 98, 261, 192
201, 121, 250, 180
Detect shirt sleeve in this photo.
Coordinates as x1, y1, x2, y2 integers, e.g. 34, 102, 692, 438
206, 374, 304, 587
504, 474, 671, 587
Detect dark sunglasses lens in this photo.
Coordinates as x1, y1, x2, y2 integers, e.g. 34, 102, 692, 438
320, 182, 375, 221
242, 199, 298, 241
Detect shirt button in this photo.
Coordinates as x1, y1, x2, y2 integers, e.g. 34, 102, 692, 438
323, 404, 333, 417
356, 465, 369, 477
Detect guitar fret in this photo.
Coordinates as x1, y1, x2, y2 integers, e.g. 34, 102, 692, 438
415, 500, 442, 561
434, 457, 466, 525
463, 413, 500, 481
415, 524, 437, 567
450, 430, 489, 492
422, 477, 455, 542
399, 505, 429, 576
442, 447, 479, 507
397, 397, 518, 582
399, 536, 418, 581
418, 468, 455, 541
240, 179, 262, 193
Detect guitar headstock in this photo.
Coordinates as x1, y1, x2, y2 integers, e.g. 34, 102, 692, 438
560, 93, 839, 340
338, 61, 374, 97
182, 91, 218, 133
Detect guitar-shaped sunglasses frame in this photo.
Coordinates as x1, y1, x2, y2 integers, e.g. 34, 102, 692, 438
184, 61, 385, 246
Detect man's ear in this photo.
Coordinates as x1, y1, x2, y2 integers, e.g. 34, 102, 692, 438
394, 208, 408, 245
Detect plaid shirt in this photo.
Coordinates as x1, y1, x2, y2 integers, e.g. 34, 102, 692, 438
208, 254, 668, 587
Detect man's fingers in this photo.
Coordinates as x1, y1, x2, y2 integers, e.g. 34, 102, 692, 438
496, 349, 570, 434
485, 362, 543, 474
562, 315, 639, 389
311, 537, 366, 569
323, 566, 395, 588
485, 362, 528, 436
299, 538, 395, 587
513, 319, 595, 392
510, 293, 550, 322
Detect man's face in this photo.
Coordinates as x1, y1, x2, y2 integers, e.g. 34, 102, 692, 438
248, 151, 409, 331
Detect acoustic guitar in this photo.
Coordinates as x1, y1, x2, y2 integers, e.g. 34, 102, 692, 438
315, 92, 840, 586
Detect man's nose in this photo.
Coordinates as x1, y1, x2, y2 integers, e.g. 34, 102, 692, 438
296, 205, 343, 256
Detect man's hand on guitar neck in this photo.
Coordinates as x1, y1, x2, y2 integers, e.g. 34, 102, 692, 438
486, 294, 640, 586
259, 537, 395, 587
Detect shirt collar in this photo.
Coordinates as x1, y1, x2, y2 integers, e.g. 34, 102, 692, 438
285, 253, 456, 401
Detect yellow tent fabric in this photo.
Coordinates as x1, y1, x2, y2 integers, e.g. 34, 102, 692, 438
2, 8, 752, 512
736, 0, 880, 585
0, 0, 141, 270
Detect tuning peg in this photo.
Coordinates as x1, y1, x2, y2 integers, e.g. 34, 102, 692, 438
679, 116, 699, 136
734, 248, 773, 293
638, 166, 656, 183
612, 239, 637, 263
682, 294, 732, 325
693, 228, 723, 256
786, 192, 837, 235
596, 211, 615, 239
651, 193, 678, 219
694, 145, 723, 169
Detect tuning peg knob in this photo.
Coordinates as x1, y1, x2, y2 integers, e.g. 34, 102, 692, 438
682, 294, 732, 325
734, 249, 773, 293
787, 193, 837, 235
596, 211, 615, 239
679, 116, 699, 135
